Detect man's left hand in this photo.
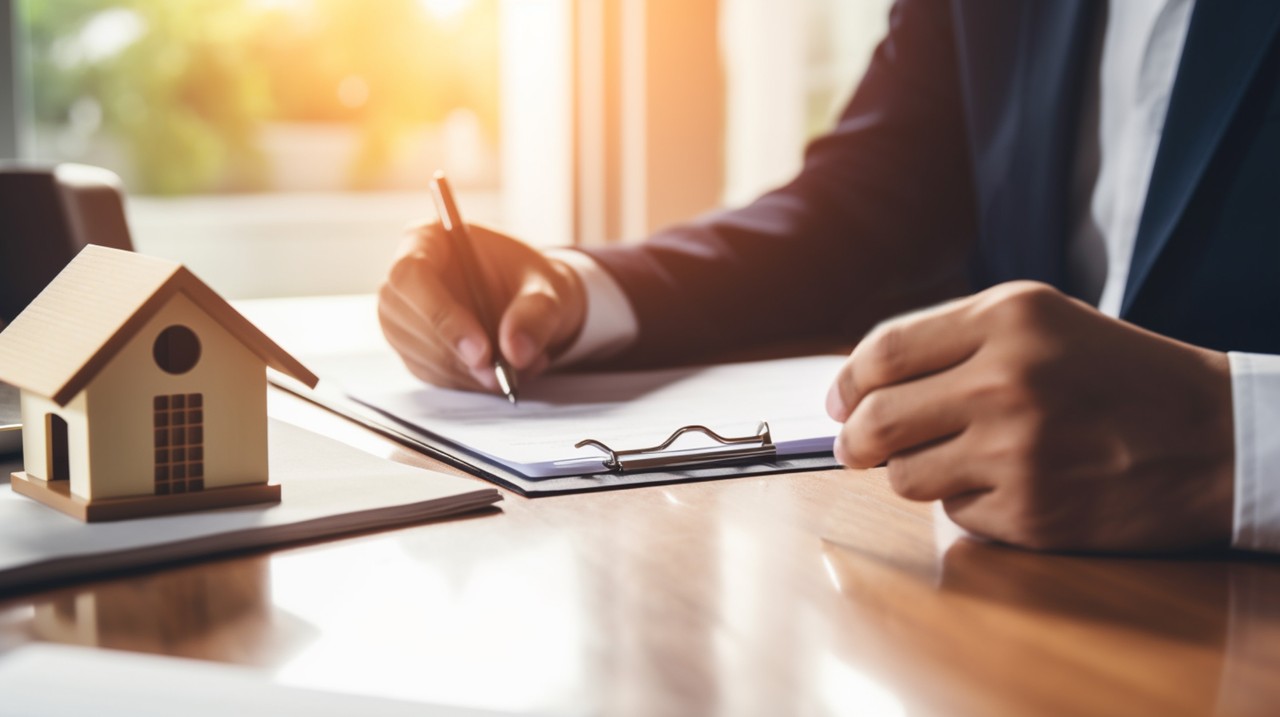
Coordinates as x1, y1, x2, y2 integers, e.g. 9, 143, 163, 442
827, 281, 1234, 552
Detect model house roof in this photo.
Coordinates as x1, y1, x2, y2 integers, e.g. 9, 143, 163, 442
0, 245, 318, 405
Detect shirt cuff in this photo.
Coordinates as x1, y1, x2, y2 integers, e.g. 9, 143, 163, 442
1229, 351, 1280, 552
544, 249, 639, 367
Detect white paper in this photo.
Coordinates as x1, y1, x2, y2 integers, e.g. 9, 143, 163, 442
344, 354, 847, 477
0, 644, 531, 717
235, 296, 846, 479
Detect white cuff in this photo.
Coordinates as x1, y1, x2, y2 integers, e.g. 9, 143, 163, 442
1228, 351, 1280, 552
544, 249, 639, 367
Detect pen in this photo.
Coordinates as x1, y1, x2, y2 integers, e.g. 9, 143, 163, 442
429, 170, 519, 405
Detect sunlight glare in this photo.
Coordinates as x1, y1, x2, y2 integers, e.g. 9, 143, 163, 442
420, 0, 472, 21
337, 75, 370, 109
821, 552, 844, 593
57, 8, 145, 67
269, 535, 586, 712
820, 653, 906, 717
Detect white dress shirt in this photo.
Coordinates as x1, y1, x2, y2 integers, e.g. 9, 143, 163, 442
551, 0, 1280, 552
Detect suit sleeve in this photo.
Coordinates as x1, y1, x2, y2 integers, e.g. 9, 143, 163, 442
579, 0, 978, 366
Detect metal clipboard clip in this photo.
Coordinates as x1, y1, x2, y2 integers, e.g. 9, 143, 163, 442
575, 421, 775, 472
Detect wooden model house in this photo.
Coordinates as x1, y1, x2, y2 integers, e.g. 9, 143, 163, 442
0, 245, 317, 521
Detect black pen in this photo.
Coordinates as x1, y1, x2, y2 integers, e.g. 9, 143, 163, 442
429, 170, 518, 405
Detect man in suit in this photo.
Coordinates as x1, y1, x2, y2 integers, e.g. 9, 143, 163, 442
378, 0, 1280, 553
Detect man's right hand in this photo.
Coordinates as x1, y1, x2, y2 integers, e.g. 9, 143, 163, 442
378, 222, 587, 393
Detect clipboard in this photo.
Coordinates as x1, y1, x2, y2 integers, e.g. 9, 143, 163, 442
271, 375, 841, 497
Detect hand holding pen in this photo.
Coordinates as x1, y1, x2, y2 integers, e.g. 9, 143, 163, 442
377, 171, 588, 399
430, 173, 520, 403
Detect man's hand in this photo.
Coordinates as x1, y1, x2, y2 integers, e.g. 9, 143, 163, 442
378, 222, 587, 392
827, 281, 1235, 552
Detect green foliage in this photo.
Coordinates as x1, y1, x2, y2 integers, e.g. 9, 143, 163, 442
21, 0, 500, 195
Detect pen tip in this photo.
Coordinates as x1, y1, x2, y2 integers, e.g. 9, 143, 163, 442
493, 361, 518, 406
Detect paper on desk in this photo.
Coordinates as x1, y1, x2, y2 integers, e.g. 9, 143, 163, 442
0, 420, 500, 592
0, 644, 537, 717
343, 354, 847, 478
234, 296, 845, 483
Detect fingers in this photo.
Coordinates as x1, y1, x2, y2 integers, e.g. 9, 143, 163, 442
379, 222, 576, 389
883, 434, 993, 502
381, 274, 491, 374
498, 276, 563, 371
827, 297, 982, 422
940, 490, 1006, 544
378, 285, 496, 391
380, 226, 497, 390
832, 358, 994, 504
833, 367, 972, 469
386, 226, 492, 360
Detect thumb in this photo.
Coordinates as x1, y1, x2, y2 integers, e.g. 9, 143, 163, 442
498, 276, 564, 371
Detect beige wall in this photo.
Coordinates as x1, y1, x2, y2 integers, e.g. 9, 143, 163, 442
82, 292, 267, 501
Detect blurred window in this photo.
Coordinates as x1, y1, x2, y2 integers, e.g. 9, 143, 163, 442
14, 0, 571, 298
721, 0, 893, 205
4, 0, 892, 297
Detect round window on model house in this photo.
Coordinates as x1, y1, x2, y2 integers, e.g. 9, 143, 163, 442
152, 325, 201, 375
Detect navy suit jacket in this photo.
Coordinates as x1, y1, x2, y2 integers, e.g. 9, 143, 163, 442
583, 0, 1280, 366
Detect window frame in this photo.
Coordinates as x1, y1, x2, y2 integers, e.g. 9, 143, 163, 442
1, 0, 27, 160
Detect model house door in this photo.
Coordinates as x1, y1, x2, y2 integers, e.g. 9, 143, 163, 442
153, 393, 205, 495
45, 414, 69, 482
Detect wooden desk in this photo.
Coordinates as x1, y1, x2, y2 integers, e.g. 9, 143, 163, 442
1, 388, 1278, 716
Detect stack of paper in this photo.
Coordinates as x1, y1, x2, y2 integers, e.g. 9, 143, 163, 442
0, 420, 500, 592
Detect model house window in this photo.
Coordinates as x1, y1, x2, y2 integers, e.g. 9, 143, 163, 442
153, 393, 204, 495
152, 325, 200, 375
